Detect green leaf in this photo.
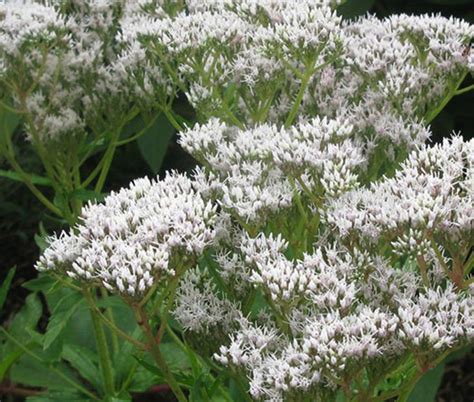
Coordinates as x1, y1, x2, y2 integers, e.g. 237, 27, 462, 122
444, 346, 472, 363
132, 343, 191, 385
61, 304, 96, 352
223, 83, 237, 105
26, 391, 90, 402
34, 221, 50, 252
337, 0, 375, 18
127, 361, 159, 393
52, 192, 68, 213
69, 189, 105, 202
95, 295, 129, 310
109, 396, 133, 402
228, 379, 247, 402
10, 354, 78, 390
408, 362, 445, 402
110, 393, 133, 402
137, 114, 176, 174
62, 344, 102, 391
160, 342, 191, 372
23, 273, 57, 292
0, 345, 26, 380
189, 372, 211, 402
41, 287, 97, 352
114, 327, 145, 389
0, 104, 21, 153
34, 234, 49, 253
134, 356, 164, 380
43, 292, 84, 350
0, 169, 52, 186
8, 293, 43, 343
335, 391, 345, 402
0, 266, 16, 311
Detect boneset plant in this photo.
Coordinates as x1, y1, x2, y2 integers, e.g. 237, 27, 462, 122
1, 0, 473, 401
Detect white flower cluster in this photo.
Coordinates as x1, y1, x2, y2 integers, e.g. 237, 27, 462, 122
3, 1, 471, 154
303, 15, 474, 165
207, 239, 474, 400
36, 172, 217, 296
0, 0, 171, 143
173, 129, 473, 400
120, 1, 473, 160
397, 283, 474, 350
180, 117, 364, 223
174, 267, 241, 334
325, 137, 473, 270
0, 2, 65, 56
239, 232, 314, 303
25, 1, 473, 400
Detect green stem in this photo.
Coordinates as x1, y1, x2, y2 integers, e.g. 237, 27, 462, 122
266, 294, 291, 337
115, 113, 160, 146
284, 49, 338, 129
136, 306, 188, 402
156, 273, 182, 343
149, 285, 171, 318
296, 175, 322, 207
81, 152, 106, 189
99, 289, 119, 354
280, 56, 304, 80
0, 98, 23, 114
22, 111, 61, 193
289, 177, 308, 223
139, 282, 160, 308
455, 83, 474, 96
78, 134, 107, 167
151, 46, 188, 95
464, 251, 474, 276
94, 129, 120, 193
94, 303, 146, 349
163, 107, 185, 132
416, 255, 430, 288
428, 238, 454, 282
284, 62, 315, 128
85, 291, 115, 397
4, 141, 62, 217
425, 71, 468, 123
210, 88, 244, 128
71, 154, 83, 217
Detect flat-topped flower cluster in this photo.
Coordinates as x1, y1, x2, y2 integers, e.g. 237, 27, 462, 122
9, 0, 471, 401
37, 172, 217, 297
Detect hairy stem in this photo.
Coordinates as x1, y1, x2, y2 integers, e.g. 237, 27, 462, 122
135, 305, 188, 402
284, 59, 316, 128
84, 290, 115, 397
425, 71, 468, 123
416, 254, 430, 287
94, 128, 120, 193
